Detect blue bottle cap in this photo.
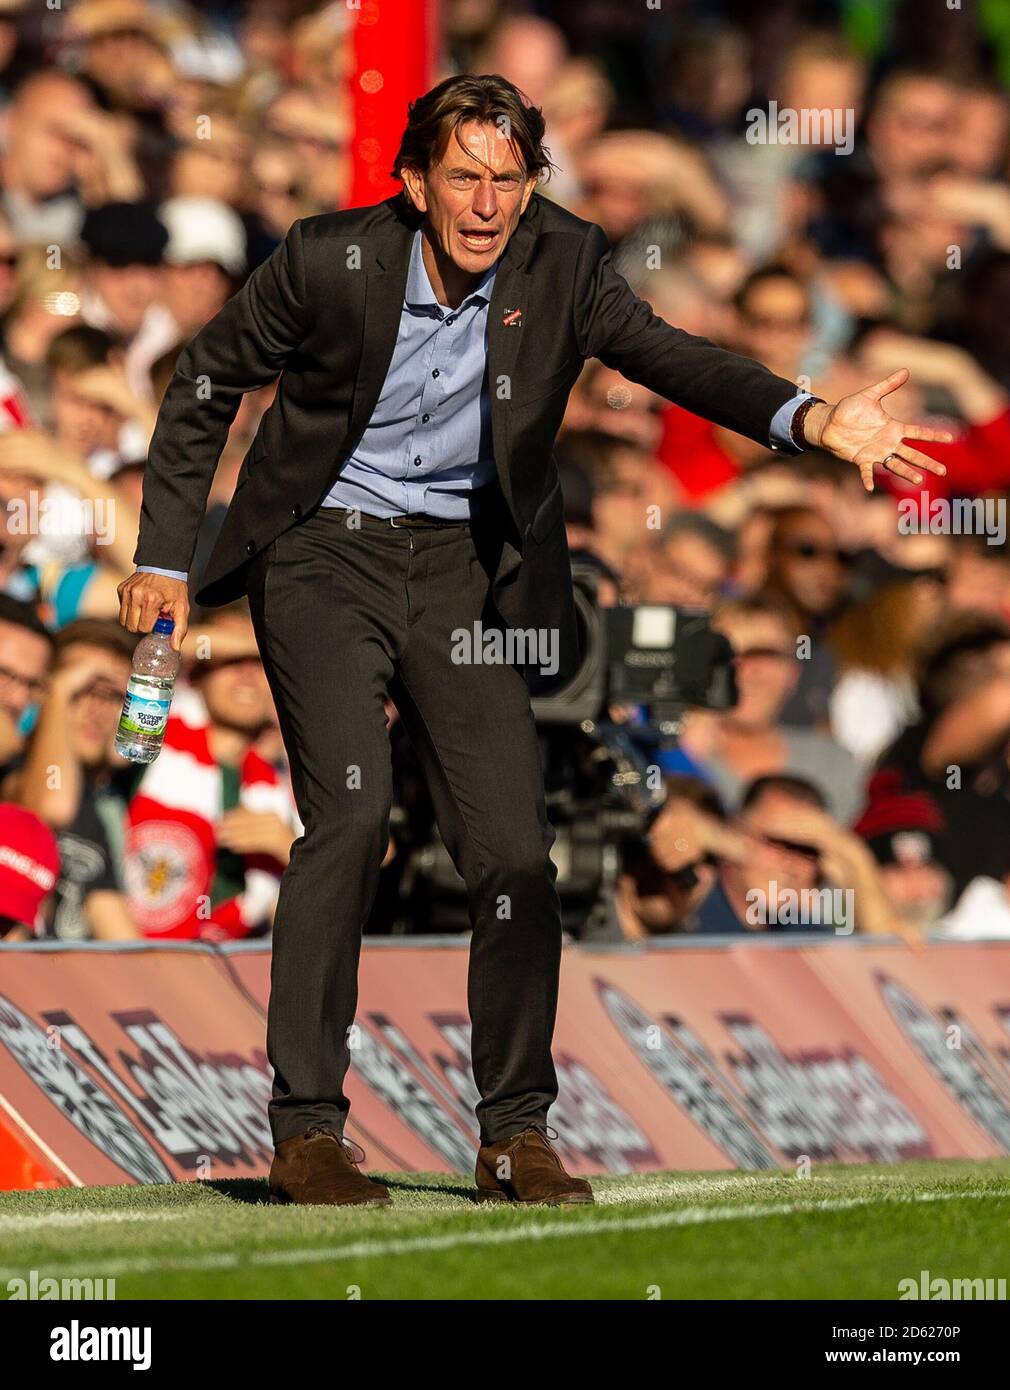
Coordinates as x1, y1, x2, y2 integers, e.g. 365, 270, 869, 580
153, 616, 175, 635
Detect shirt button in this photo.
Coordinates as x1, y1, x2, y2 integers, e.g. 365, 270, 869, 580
414, 456, 422, 466
422, 414, 430, 423
432, 369, 440, 379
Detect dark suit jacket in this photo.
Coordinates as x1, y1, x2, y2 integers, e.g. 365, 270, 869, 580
135, 192, 801, 678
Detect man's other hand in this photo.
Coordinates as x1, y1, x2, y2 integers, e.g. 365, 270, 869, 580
117, 573, 189, 651
803, 368, 954, 492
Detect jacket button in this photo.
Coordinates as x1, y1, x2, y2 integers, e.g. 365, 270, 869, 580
291, 503, 302, 518
246, 540, 256, 555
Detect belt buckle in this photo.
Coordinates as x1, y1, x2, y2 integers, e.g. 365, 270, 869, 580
389, 514, 409, 529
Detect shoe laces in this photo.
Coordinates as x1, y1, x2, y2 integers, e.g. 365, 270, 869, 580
522, 1123, 559, 1146
304, 1124, 366, 1166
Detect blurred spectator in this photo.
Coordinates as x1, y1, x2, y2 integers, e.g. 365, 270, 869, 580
648, 513, 735, 612
854, 786, 953, 937
0, 594, 53, 786
0, 802, 59, 939
616, 775, 744, 939
12, 618, 140, 939
263, 85, 352, 212
0, 71, 142, 243
760, 506, 852, 726
0, 245, 84, 427
121, 603, 296, 940
692, 774, 899, 935
830, 559, 946, 764
681, 596, 863, 822
871, 612, 1010, 903
78, 200, 171, 399
157, 196, 247, 339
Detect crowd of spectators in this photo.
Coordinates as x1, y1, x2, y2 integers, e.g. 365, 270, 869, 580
2, 0, 1010, 946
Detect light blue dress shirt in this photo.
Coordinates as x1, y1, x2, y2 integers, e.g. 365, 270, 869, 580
320, 228, 497, 518
138, 235, 812, 584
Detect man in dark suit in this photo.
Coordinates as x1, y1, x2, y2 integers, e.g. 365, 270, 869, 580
118, 74, 949, 1205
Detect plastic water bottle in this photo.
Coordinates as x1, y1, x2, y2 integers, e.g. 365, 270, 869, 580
115, 616, 181, 763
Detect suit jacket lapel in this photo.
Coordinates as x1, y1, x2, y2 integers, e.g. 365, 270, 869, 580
346, 202, 418, 449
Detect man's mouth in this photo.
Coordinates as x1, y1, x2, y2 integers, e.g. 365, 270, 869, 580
458, 227, 500, 252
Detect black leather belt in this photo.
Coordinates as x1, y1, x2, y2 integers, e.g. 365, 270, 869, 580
327, 481, 505, 530
387, 512, 469, 528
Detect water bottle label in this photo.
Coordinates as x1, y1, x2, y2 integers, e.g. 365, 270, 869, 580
118, 679, 172, 738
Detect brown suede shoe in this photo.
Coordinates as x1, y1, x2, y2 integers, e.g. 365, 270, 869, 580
269, 1125, 392, 1206
475, 1125, 594, 1205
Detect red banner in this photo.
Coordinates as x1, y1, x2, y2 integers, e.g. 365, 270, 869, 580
2, 938, 1010, 1190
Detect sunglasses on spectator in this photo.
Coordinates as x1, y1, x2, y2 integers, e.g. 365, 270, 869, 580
780, 540, 853, 564
256, 180, 300, 199
759, 833, 821, 862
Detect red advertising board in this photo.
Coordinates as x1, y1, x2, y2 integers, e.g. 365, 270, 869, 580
2, 938, 1010, 1190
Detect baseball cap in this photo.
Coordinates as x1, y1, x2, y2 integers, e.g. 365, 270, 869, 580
854, 784, 945, 867
0, 804, 59, 930
80, 201, 168, 268
158, 197, 247, 278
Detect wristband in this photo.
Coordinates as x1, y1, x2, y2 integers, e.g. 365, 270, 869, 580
790, 396, 825, 451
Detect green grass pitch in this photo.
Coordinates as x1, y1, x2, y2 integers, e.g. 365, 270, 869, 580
2, 1160, 1010, 1300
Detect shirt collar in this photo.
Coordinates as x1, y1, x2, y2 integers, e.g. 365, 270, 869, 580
405, 228, 497, 313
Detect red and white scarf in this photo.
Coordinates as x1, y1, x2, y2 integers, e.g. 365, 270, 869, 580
123, 686, 295, 940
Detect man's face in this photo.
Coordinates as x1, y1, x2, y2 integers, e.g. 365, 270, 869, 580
0, 618, 51, 724
946, 550, 1010, 621
266, 90, 351, 207
725, 789, 822, 905
652, 531, 727, 610
736, 276, 812, 378
868, 76, 959, 177
879, 859, 951, 930
51, 368, 120, 455
60, 642, 132, 766
769, 513, 849, 618
163, 262, 231, 335
402, 119, 538, 277
7, 78, 94, 200
87, 262, 162, 336
591, 449, 660, 565
715, 610, 797, 728
197, 647, 273, 733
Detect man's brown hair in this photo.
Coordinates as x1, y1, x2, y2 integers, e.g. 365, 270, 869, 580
392, 73, 555, 193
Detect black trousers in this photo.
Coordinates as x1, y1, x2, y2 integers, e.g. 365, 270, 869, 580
246, 501, 563, 1147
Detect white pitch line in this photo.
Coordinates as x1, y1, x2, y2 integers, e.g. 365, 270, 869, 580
0, 1186, 1000, 1282
0, 1209, 192, 1234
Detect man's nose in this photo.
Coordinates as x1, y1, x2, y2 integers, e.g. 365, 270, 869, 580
471, 182, 498, 219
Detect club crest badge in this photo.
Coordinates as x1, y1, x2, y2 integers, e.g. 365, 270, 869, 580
503, 307, 523, 328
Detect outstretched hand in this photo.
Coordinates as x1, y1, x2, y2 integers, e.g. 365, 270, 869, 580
803, 369, 954, 491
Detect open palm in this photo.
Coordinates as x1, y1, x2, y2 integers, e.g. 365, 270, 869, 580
816, 368, 952, 491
